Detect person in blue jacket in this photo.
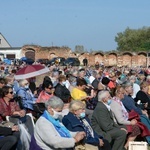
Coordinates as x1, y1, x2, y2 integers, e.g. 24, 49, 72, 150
62, 100, 111, 150
121, 82, 148, 117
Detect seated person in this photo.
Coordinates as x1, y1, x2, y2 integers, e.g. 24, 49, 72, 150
36, 76, 52, 96
36, 80, 54, 103
54, 75, 71, 103
91, 90, 127, 150
30, 96, 85, 150
0, 86, 26, 122
71, 78, 89, 101
71, 78, 94, 119
135, 81, 150, 114
0, 86, 34, 136
62, 100, 111, 150
17, 79, 37, 110
0, 126, 19, 150
111, 86, 145, 149
122, 82, 148, 117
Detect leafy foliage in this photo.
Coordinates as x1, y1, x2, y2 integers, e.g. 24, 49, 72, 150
74, 45, 85, 53
115, 27, 150, 52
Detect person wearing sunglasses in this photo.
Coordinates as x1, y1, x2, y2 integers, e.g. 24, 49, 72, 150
0, 86, 26, 123
36, 80, 54, 103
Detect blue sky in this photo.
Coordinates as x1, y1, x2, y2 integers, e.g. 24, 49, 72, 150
0, 0, 150, 51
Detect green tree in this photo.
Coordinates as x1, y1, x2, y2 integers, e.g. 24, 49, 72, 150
74, 45, 85, 53
115, 27, 150, 52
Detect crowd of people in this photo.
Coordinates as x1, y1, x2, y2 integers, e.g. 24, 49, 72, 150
0, 59, 150, 150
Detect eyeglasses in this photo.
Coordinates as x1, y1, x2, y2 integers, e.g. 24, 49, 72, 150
9, 91, 13, 94
48, 87, 53, 90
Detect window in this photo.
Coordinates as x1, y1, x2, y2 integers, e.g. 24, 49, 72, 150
0, 39, 1, 44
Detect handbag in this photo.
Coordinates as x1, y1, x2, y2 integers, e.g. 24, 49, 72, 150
0, 121, 14, 128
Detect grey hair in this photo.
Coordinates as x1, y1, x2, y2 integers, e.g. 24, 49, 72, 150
98, 90, 109, 102
19, 79, 28, 87
122, 81, 133, 88
129, 75, 136, 80
68, 75, 76, 84
91, 70, 97, 77
45, 96, 64, 110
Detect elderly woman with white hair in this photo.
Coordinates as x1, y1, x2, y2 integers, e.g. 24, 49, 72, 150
17, 79, 36, 110
30, 96, 85, 150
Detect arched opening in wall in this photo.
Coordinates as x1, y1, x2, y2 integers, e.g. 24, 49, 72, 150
138, 52, 147, 67
79, 53, 88, 65
107, 53, 117, 66
94, 53, 104, 63
122, 52, 132, 67
25, 49, 35, 60
49, 53, 57, 59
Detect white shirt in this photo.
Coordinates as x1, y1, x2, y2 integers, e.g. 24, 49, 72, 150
132, 83, 140, 99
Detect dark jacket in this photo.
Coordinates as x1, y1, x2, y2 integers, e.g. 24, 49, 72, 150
54, 83, 71, 103
62, 112, 102, 146
122, 95, 142, 115
91, 101, 124, 143
135, 90, 150, 107
0, 126, 12, 136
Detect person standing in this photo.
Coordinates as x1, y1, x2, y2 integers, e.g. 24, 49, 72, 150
83, 57, 88, 66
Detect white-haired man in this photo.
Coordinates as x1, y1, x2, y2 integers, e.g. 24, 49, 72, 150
91, 90, 127, 150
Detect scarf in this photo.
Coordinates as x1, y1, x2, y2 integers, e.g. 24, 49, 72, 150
42, 110, 71, 138
81, 118, 94, 138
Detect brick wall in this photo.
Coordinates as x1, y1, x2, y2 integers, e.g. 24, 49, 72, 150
21, 45, 148, 67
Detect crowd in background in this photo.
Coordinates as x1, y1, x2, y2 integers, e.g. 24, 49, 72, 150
0, 59, 150, 150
